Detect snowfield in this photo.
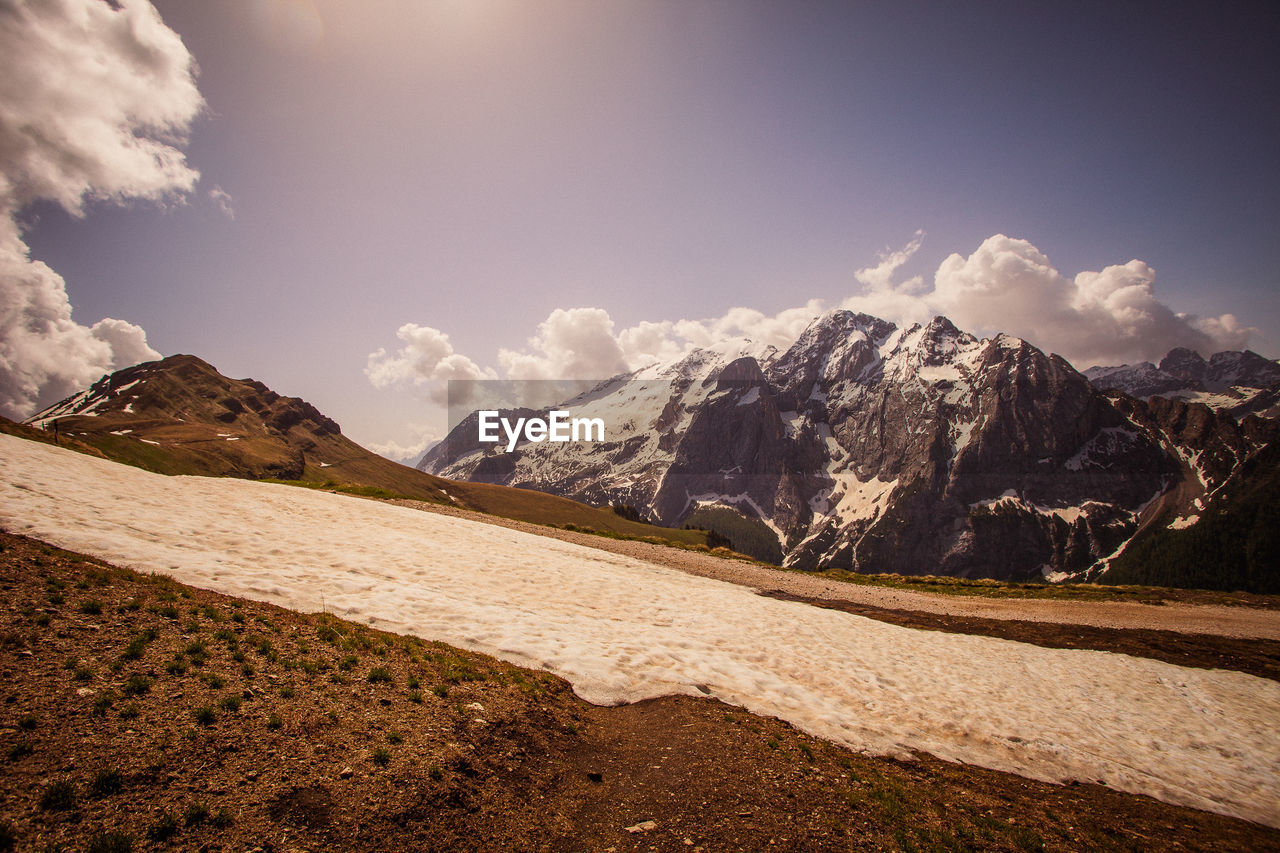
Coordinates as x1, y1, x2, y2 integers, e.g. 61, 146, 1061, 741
2, 434, 1278, 826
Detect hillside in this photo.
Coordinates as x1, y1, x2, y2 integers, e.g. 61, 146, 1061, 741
5, 531, 1276, 851
22, 355, 710, 547
1106, 440, 1280, 593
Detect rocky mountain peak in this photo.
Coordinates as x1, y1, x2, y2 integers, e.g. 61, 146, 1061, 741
1159, 347, 1209, 381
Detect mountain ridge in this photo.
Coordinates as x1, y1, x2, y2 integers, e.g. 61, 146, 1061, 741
423, 310, 1278, 588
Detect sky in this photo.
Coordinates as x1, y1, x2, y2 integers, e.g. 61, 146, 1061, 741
2, 0, 1278, 460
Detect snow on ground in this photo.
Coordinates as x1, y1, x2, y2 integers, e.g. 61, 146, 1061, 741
1, 433, 1277, 827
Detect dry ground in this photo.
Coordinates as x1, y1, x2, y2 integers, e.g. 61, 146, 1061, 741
3, 530, 1279, 852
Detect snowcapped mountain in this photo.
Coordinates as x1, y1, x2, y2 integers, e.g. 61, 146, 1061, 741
1085, 347, 1280, 417
421, 311, 1278, 582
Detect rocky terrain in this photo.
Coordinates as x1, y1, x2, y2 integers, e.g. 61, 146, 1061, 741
423, 311, 1279, 586
1085, 347, 1280, 417
4, 529, 1279, 852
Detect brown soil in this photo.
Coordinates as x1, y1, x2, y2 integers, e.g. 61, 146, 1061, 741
2, 531, 1278, 851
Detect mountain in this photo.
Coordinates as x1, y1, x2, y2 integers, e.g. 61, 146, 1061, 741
1084, 347, 1280, 417
422, 311, 1273, 583
22, 355, 715, 546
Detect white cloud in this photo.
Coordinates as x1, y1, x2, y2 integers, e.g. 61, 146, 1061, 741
837, 232, 1255, 368
498, 307, 630, 380
368, 232, 1259, 447
841, 230, 934, 327
208, 185, 235, 220
0, 0, 202, 419
930, 235, 1253, 367
366, 424, 442, 464
365, 323, 497, 398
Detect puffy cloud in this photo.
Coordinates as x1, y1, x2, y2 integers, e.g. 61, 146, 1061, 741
369, 232, 1258, 449
839, 232, 1256, 367
931, 235, 1253, 366
0, 0, 201, 419
365, 323, 497, 396
841, 231, 934, 327
498, 307, 629, 380
366, 425, 442, 464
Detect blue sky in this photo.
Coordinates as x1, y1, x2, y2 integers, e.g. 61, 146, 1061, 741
4, 0, 1278, 458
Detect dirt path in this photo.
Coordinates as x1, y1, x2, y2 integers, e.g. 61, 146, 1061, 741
393, 499, 1280, 641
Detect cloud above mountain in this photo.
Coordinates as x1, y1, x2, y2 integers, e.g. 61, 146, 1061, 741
930, 236, 1252, 367
368, 231, 1256, 406
0, 0, 203, 419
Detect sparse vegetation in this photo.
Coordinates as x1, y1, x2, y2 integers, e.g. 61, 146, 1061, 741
122, 674, 152, 696
0, 526, 1273, 852
89, 769, 123, 798
39, 779, 76, 811
86, 832, 132, 853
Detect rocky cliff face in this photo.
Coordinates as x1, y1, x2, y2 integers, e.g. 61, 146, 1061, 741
423, 311, 1243, 581
1084, 348, 1280, 417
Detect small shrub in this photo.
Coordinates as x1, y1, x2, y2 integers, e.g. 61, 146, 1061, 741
372, 747, 391, 766
407, 675, 420, 690
119, 703, 140, 720
407, 690, 423, 704
90, 769, 123, 797
209, 807, 233, 828
79, 599, 103, 615
123, 675, 152, 696
241, 663, 255, 678
165, 658, 188, 676
367, 667, 392, 684
386, 731, 403, 744
279, 685, 295, 699
219, 694, 242, 713
147, 810, 179, 842
18, 714, 37, 731
7, 742, 33, 761
183, 802, 210, 826
431, 685, 448, 698
73, 665, 94, 682
267, 714, 282, 730
193, 705, 216, 725
40, 779, 77, 810
122, 597, 142, 612
202, 673, 225, 689
87, 831, 132, 853
337, 655, 358, 672
91, 692, 115, 717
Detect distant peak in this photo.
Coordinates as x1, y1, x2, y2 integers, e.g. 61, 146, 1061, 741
810, 309, 897, 341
